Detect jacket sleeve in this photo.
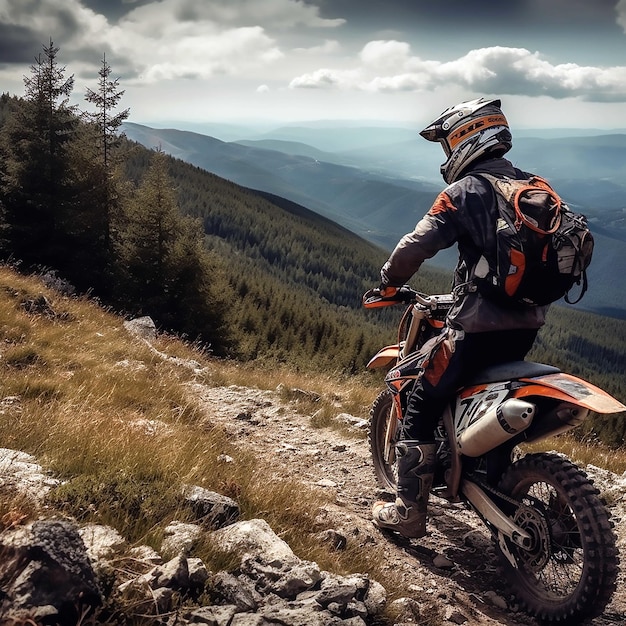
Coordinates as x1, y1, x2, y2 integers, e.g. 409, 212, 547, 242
380, 190, 461, 286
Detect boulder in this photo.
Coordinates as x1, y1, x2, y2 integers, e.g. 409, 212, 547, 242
0, 519, 102, 624
123, 316, 157, 340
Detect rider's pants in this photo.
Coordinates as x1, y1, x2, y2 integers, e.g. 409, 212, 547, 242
399, 327, 539, 442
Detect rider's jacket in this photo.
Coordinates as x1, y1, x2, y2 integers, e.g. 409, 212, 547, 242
380, 156, 550, 333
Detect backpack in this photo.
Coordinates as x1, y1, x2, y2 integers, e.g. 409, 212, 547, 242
472, 173, 594, 307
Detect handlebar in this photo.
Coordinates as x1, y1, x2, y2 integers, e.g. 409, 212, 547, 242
362, 286, 455, 310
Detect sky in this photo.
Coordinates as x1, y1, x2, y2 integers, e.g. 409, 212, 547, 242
2, 0, 626, 130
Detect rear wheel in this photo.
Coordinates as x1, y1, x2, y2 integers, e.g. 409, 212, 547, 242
497, 452, 618, 622
368, 389, 399, 492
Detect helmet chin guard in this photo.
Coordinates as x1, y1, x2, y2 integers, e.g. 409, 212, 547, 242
420, 98, 512, 184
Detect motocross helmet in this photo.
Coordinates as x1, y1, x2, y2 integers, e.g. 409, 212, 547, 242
420, 97, 512, 184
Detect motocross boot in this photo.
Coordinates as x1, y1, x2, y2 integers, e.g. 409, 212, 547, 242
372, 441, 436, 538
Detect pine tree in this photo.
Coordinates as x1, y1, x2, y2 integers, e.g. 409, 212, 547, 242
0, 40, 78, 268
69, 54, 131, 293
118, 150, 234, 354
85, 53, 130, 173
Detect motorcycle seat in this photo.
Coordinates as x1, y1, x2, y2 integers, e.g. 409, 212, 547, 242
466, 360, 561, 385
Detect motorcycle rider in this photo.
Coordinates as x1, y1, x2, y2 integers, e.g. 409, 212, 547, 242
371, 97, 550, 538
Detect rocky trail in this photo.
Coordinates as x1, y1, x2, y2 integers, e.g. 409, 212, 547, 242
188, 380, 626, 626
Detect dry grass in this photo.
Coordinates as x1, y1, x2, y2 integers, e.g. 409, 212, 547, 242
525, 432, 626, 475
0, 265, 407, 617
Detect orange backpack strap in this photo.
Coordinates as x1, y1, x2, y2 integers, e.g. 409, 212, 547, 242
481, 173, 562, 235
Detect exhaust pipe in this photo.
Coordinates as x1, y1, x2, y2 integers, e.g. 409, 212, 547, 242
457, 398, 535, 457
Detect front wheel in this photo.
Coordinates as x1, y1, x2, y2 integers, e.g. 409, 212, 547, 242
368, 389, 399, 492
497, 452, 619, 622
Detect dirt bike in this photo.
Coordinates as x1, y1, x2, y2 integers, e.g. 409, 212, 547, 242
363, 285, 625, 623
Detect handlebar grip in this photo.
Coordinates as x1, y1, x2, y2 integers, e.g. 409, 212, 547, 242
362, 286, 415, 308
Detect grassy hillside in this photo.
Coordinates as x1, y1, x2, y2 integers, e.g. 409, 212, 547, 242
121, 145, 450, 372
1, 88, 623, 444
0, 265, 403, 621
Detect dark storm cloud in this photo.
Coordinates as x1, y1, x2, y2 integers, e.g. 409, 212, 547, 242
0, 3, 86, 66
0, 24, 43, 64
80, 0, 153, 22
313, 0, 618, 28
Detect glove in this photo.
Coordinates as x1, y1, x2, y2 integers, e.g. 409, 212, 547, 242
378, 284, 398, 298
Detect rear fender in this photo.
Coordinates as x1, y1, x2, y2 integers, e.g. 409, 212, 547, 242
514, 372, 626, 414
513, 373, 625, 444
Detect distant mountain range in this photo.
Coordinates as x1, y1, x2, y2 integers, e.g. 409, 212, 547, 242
122, 121, 626, 319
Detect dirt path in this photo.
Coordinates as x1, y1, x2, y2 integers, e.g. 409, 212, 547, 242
188, 381, 626, 626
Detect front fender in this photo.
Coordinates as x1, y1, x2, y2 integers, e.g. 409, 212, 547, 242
367, 345, 400, 369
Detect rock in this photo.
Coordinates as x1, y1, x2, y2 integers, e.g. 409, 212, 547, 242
188, 556, 209, 589
0, 447, 60, 501
316, 478, 338, 488
388, 596, 423, 622
335, 413, 368, 430
445, 606, 469, 624
127, 544, 163, 565
287, 388, 321, 403
78, 523, 126, 564
229, 614, 267, 626
484, 590, 508, 610
153, 554, 189, 589
241, 554, 322, 598
315, 572, 363, 608
187, 604, 239, 625
212, 571, 260, 611
211, 518, 297, 564
363, 579, 386, 615
433, 554, 455, 569
152, 586, 175, 611
161, 520, 203, 557
0, 519, 102, 623
182, 484, 240, 528
123, 316, 157, 340
314, 528, 347, 551
256, 600, 331, 625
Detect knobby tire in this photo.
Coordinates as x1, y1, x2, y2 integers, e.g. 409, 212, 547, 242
497, 452, 619, 623
368, 389, 398, 493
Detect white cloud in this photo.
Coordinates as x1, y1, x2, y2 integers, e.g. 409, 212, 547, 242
125, 25, 284, 83
289, 42, 626, 102
359, 40, 412, 71
0, 0, 343, 85
294, 39, 341, 55
118, 0, 344, 33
